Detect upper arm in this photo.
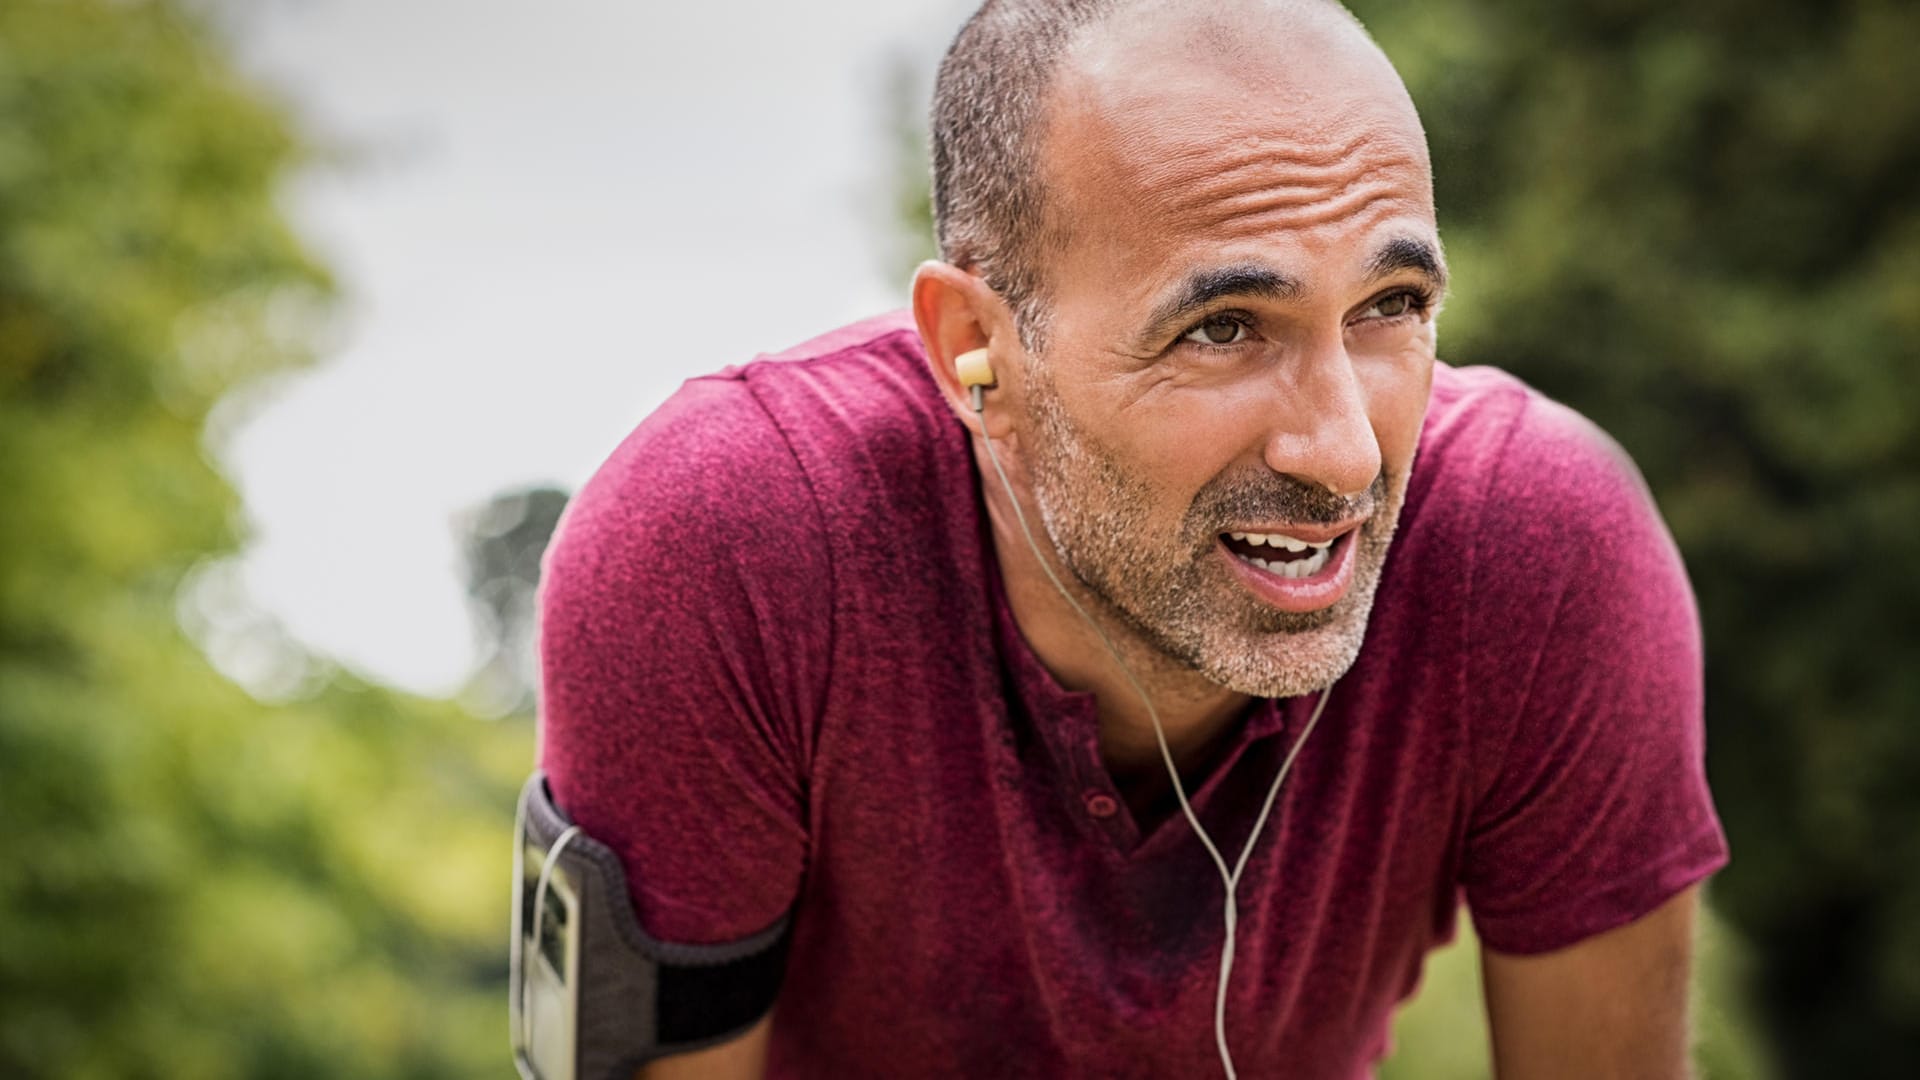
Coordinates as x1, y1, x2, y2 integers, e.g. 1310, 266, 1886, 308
539, 378, 829, 1051
634, 1016, 773, 1080
540, 376, 829, 941
1461, 395, 1727, 954
1481, 885, 1700, 1080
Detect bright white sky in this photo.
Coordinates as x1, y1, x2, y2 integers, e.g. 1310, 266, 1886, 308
226, 0, 972, 696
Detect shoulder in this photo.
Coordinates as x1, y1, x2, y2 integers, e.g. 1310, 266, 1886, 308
1427, 378, 1724, 951
549, 310, 935, 577
1403, 363, 1700, 761
1414, 363, 1673, 578
543, 372, 813, 613
540, 311, 970, 685
1420, 365, 1701, 786
727, 311, 961, 500
535, 314, 977, 943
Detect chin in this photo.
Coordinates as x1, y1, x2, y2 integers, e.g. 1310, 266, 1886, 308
1194, 594, 1377, 699
1178, 499, 1401, 699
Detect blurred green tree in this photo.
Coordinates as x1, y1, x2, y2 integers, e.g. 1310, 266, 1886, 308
1342, 1, 1920, 1072
882, 0, 1920, 1074
0, 2, 528, 1076
458, 485, 570, 719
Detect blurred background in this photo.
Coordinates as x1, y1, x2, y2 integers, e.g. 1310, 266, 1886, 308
1, 0, 1914, 1075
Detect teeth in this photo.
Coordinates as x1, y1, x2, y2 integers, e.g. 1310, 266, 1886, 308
1289, 547, 1331, 578
1233, 545, 1332, 580
1235, 531, 1333, 552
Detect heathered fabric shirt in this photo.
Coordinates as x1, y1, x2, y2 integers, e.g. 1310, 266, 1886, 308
539, 311, 1728, 1078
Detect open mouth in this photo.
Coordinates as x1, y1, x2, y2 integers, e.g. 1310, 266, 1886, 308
1220, 529, 1343, 580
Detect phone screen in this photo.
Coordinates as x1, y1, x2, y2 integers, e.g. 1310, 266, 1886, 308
516, 840, 579, 1080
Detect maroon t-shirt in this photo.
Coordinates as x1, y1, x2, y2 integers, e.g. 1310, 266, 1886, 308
538, 311, 1727, 1078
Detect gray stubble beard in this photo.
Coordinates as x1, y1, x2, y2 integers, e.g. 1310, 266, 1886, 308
1021, 362, 1408, 700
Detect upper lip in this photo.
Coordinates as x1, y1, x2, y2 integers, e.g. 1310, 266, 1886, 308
1220, 519, 1366, 546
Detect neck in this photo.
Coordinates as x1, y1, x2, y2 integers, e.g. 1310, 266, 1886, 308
975, 437, 1252, 781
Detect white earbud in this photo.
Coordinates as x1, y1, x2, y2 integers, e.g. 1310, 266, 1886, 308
956, 347, 996, 413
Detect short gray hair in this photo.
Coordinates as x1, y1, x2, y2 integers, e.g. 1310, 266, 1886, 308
930, 0, 1122, 348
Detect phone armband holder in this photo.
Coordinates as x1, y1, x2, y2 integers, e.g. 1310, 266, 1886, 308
510, 772, 791, 1080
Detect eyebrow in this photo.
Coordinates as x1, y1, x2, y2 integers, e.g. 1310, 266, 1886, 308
1139, 263, 1304, 344
1134, 236, 1449, 348
1365, 235, 1448, 293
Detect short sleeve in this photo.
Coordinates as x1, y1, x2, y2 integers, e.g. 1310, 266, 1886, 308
1461, 394, 1729, 955
537, 376, 831, 945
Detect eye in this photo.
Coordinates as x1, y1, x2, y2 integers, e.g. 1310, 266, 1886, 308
1357, 288, 1432, 322
1181, 313, 1251, 346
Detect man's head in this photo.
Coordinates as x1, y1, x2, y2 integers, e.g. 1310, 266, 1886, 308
916, 0, 1445, 698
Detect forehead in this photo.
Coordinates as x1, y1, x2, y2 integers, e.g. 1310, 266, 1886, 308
1038, 2, 1434, 294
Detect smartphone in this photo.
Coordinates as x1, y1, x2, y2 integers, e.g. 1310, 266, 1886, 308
512, 827, 580, 1079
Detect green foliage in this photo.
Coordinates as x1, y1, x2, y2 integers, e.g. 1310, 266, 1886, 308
458, 487, 571, 720
1343, 0, 1920, 1071
0, 2, 530, 1076
880, 51, 940, 287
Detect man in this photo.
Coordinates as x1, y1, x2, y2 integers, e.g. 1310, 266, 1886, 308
536, 0, 1728, 1076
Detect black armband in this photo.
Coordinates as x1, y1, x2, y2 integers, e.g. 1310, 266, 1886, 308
510, 773, 791, 1080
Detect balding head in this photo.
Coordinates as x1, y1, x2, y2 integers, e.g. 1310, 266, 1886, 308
929, 0, 1420, 347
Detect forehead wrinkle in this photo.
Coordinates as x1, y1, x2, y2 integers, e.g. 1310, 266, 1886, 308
1088, 167, 1427, 254
1181, 178, 1417, 238
1096, 107, 1422, 181
1102, 110, 1383, 173
1080, 122, 1431, 235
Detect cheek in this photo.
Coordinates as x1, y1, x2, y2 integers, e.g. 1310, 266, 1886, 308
1163, 365, 1295, 440
1357, 336, 1436, 474
1090, 395, 1248, 520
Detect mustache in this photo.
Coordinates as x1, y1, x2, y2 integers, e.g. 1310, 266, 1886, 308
1187, 469, 1386, 531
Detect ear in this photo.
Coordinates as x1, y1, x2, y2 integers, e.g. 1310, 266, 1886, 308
911, 260, 1016, 439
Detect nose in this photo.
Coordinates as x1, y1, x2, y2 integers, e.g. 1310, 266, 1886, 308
1260, 342, 1382, 500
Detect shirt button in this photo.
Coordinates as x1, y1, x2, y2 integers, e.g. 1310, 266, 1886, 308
1084, 793, 1119, 819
